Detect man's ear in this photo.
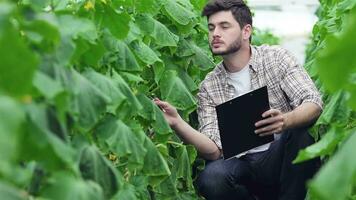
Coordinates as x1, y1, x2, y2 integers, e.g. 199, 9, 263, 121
242, 24, 252, 41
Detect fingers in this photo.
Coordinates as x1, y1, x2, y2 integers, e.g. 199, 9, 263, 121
153, 98, 168, 112
255, 122, 284, 136
255, 115, 283, 127
255, 108, 285, 136
262, 109, 281, 118
153, 98, 176, 114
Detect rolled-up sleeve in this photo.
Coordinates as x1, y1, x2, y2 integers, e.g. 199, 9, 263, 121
197, 83, 222, 149
278, 49, 323, 110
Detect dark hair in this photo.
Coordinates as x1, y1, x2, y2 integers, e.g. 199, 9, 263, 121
202, 0, 252, 29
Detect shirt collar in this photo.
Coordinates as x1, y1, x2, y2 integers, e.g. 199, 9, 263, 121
216, 45, 260, 76
248, 45, 259, 72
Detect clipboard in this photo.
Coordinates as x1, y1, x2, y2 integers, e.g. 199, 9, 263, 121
215, 86, 274, 159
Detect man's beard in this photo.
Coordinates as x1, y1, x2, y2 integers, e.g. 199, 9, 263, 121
210, 37, 242, 56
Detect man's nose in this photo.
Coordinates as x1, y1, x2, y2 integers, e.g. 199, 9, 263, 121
212, 28, 221, 38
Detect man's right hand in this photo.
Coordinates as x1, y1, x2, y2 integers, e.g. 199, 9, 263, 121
153, 98, 221, 160
153, 98, 182, 129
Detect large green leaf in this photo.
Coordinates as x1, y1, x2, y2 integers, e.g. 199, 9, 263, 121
188, 40, 215, 70
130, 40, 161, 65
111, 183, 137, 200
0, 96, 24, 163
21, 104, 76, 171
41, 172, 105, 200
159, 70, 196, 111
0, 3, 38, 97
315, 8, 356, 109
154, 175, 179, 199
173, 146, 193, 189
115, 41, 142, 71
142, 136, 171, 186
101, 6, 130, 40
79, 145, 122, 198
293, 126, 347, 163
70, 70, 110, 131
111, 71, 143, 112
130, 0, 163, 15
21, 13, 60, 48
58, 15, 98, 43
136, 14, 179, 47
309, 131, 356, 200
137, 94, 172, 141
94, 115, 147, 168
82, 69, 126, 111
315, 91, 351, 126
0, 182, 27, 200
80, 40, 107, 67
33, 71, 64, 99
130, 175, 151, 199
163, 0, 195, 25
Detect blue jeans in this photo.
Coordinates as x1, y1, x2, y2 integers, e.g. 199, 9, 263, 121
195, 128, 320, 200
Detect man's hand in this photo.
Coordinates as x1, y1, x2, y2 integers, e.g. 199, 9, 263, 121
254, 109, 289, 136
154, 98, 222, 160
153, 98, 182, 128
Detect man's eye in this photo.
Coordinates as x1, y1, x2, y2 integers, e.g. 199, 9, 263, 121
222, 26, 229, 29
208, 27, 215, 31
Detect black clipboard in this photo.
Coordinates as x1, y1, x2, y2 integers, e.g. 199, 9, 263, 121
215, 86, 274, 159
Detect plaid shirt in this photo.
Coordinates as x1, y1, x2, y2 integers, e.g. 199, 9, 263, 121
197, 45, 323, 149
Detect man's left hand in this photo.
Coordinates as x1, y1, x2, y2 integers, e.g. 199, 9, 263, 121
254, 109, 288, 136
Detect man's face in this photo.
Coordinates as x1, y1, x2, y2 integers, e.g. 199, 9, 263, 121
208, 10, 244, 55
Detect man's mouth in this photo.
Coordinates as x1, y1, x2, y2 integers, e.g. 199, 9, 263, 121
212, 41, 223, 48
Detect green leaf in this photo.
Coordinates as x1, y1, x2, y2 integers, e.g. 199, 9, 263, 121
82, 69, 126, 111
41, 172, 105, 200
315, 91, 351, 127
154, 175, 179, 199
79, 145, 121, 198
111, 71, 142, 112
33, 71, 64, 99
188, 41, 215, 70
143, 136, 171, 185
0, 96, 24, 163
70, 70, 110, 131
58, 15, 98, 43
125, 21, 142, 44
315, 9, 356, 109
293, 126, 347, 163
111, 183, 137, 200
21, 104, 76, 171
115, 41, 142, 71
137, 94, 172, 140
0, 182, 27, 200
164, 0, 195, 25
159, 70, 196, 111
81, 40, 107, 67
134, 0, 163, 15
130, 40, 161, 65
130, 175, 150, 199
174, 146, 192, 180
22, 13, 60, 47
309, 130, 356, 200
136, 14, 179, 47
102, 6, 130, 40
0, 4, 38, 97
190, 0, 208, 11
94, 116, 147, 168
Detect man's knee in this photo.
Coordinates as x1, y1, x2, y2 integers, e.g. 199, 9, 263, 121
195, 159, 232, 198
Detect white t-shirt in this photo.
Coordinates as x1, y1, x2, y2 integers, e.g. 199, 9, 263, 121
227, 65, 271, 158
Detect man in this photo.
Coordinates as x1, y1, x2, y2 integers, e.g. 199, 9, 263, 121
154, 0, 322, 199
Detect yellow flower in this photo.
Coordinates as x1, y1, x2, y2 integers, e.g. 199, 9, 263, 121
84, 1, 95, 11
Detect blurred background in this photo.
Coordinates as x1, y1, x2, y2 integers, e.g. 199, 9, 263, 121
250, 0, 319, 64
